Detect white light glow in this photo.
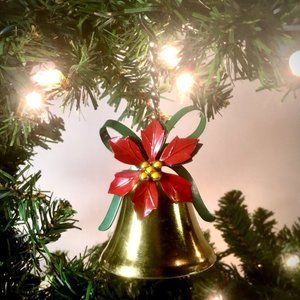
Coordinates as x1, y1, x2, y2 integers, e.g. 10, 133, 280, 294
159, 45, 180, 68
210, 293, 223, 300
289, 50, 300, 77
176, 72, 194, 93
118, 266, 138, 278
285, 254, 300, 268
25, 91, 42, 109
32, 69, 63, 87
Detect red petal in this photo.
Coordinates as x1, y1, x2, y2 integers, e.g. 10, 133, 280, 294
132, 181, 158, 219
160, 173, 192, 202
141, 120, 165, 162
109, 137, 145, 165
160, 137, 198, 166
108, 170, 140, 196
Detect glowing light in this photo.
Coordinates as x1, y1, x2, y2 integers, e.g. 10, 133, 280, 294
118, 266, 138, 278
176, 72, 194, 93
159, 45, 180, 68
289, 50, 300, 77
32, 69, 63, 87
210, 293, 223, 300
285, 254, 300, 268
39, 275, 52, 291
25, 91, 42, 109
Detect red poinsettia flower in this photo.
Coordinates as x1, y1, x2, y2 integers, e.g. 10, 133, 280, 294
108, 120, 200, 219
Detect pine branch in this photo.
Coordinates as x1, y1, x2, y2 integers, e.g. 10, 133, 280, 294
37, 190, 300, 299
278, 218, 300, 251
0, 81, 64, 173
1, 0, 299, 126
0, 166, 78, 295
215, 190, 300, 299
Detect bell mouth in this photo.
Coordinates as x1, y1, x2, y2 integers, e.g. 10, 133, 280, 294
99, 196, 216, 279
100, 253, 216, 279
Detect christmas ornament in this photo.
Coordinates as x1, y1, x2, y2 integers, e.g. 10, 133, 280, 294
98, 106, 216, 278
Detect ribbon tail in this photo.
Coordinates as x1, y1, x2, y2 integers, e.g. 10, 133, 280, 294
171, 165, 215, 222
188, 113, 206, 139
98, 195, 122, 231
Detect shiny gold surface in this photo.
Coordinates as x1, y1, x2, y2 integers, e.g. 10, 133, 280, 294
145, 165, 155, 174
152, 160, 163, 169
150, 171, 162, 181
139, 171, 150, 181
140, 161, 150, 169
99, 193, 216, 279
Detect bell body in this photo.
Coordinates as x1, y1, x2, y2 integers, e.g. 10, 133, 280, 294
99, 193, 216, 279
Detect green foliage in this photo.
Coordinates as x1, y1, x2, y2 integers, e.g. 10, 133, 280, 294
214, 191, 300, 300
0, 68, 64, 173
31, 191, 300, 300
0, 167, 78, 298
45, 246, 105, 300
1, 1, 300, 299
0, 0, 299, 127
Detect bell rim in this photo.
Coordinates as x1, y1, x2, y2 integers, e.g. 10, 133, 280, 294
99, 253, 216, 279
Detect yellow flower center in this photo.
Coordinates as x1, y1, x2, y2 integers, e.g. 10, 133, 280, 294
139, 161, 163, 182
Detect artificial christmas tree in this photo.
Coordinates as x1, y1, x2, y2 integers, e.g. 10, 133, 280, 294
1, 0, 300, 299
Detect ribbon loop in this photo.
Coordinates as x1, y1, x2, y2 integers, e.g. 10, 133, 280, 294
165, 106, 206, 139
100, 119, 141, 152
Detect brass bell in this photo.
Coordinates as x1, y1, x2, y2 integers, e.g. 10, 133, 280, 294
99, 192, 216, 279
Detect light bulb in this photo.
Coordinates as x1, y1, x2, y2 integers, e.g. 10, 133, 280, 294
289, 50, 300, 77
32, 69, 63, 87
159, 45, 180, 68
285, 254, 300, 268
25, 91, 42, 109
176, 72, 194, 93
210, 293, 223, 300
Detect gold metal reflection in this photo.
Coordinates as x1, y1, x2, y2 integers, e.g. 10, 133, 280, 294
99, 193, 216, 279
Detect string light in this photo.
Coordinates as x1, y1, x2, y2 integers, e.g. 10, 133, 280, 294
176, 72, 194, 93
159, 45, 180, 68
32, 68, 63, 87
25, 91, 43, 109
284, 254, 300, 269
289, 50, 300, 77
